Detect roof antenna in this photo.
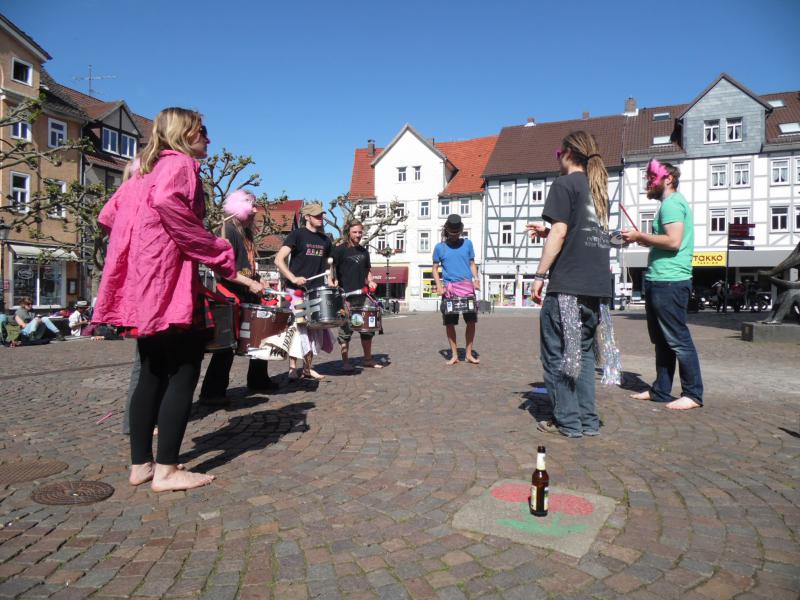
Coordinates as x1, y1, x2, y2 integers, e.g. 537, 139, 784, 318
72, 64, 116, 96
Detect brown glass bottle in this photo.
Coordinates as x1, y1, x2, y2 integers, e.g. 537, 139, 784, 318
529, 445, 549, 517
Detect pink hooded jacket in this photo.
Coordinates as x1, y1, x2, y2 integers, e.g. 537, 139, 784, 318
93, 150, 236, 336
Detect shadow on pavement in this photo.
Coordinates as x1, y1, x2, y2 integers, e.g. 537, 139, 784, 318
182, 402, 316, 472
517, 381, 553, 422
778, 427, 800, 439
437, 348, 481, 362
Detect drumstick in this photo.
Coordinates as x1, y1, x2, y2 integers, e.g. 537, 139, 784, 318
619, 203, 639, 231
304, 271, 329, 283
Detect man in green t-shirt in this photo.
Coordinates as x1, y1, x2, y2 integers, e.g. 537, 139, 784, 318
621, 159, 703, 410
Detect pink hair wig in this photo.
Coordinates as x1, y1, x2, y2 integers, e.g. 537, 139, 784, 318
223, 189, 256, 222
647, 159, 670, 184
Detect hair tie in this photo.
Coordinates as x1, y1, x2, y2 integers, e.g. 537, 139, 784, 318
587, 154, 601, 159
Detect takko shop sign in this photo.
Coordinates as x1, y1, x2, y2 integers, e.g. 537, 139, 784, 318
692, 251, 726, 267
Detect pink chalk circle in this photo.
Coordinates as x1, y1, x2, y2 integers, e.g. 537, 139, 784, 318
490, 483, 595, 515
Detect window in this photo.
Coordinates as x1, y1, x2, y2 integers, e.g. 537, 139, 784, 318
768, 99, 785, 108
501, 182, 514, 205
530, 180, 544, 202
710, 164, 728, 188
710, 209, 727, 233
796, 159, 800, 183
440, 199, 450, 217
639, 168, 648, 194
732, 208, 750, 225
726, 117, 742, 142
375, 203, 387, 218
11, 120, 31, 141
771, 206, 788, 231
501, 223, 513, 246
704, 120, 719, 144
732, 162, 750, 187
120, 134, 137, 158
653, 112, 671, 121
652, 135, 671, 145
10, 172, 30, 212
421, 267, 441, 298
459, 198, 470, 216
419, 200, 430, 218
393, 202, 406, 218
414, 166, 421, 181
102, 128, 118, 154
771, 160, 789, 185
397, 167, 406, 182
778, 122, 800, 134
394, 232, 405, 253
49, 119, 67, 148
460, 229, 470, 240
359, 207, 370, 221
376, 235, 387, 251
418, 231, 430, 252
640, 212, 655, 234
47, 180, 68, 219
11, 58, 32, 85
795, 206, 800, 231
12, 258, 64, 307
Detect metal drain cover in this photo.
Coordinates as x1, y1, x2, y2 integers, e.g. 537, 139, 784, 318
0, 460, 69, 485
31, 481, 114, 505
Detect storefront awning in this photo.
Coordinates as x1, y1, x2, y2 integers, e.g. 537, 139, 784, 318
9, 244, 79, 261
372, 266, 408, 284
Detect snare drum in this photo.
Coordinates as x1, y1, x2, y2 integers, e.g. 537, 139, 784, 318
302, 286, 348, 330
237, 303, 292, 355
348, 297, 382, 333
441, 295, 478, 316
205, 301, 237, 352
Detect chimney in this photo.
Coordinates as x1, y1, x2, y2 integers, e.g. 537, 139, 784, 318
624, 96, 637, 116
367, 139, 375, 157
582, 111, 590, 120
429, 137, 435, 146
525, 117, 536, 127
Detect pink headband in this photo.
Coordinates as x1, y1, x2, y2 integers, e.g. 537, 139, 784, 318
222, 189, 256, 222
647, 159, 670, 184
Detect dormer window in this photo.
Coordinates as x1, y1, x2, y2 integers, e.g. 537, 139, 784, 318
397, 167, 406, 182
703, 120, 719, 144
102, 128, 119, 154
652, 112, 671, 121
768, 99, 785, 108
11, 58, 32, 85
778, 122, 800, 135
726, 118, 742, 142
120, 134, 137, 158
652, 135, 671, 145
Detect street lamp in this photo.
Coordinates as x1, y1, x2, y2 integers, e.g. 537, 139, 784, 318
0, 219, 10, 314
379, 246, 394, 310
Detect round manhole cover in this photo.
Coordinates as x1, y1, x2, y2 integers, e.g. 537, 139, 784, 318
0, 460, 69, 485
31, 481, 114, 505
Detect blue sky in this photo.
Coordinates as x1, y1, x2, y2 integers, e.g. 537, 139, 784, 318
5, 0, 799, 202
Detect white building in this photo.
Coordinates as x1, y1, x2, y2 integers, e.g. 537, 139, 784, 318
348, 124, 497, 310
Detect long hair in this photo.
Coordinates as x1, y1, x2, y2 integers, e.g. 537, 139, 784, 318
343, 219, 363, 247
139, 107, 203, 175
562, 131, 609, 229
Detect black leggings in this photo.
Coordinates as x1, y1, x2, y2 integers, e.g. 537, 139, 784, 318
129, 330, 205, 465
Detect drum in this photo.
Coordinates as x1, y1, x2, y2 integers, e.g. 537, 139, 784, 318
441, 295, 478, 316
205, 301, 237, 352
349, 301, 382, 333
236, 303, 291, 355
303, 286, 348, 329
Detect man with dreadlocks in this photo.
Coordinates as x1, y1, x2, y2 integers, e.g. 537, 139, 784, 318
528, 131, 613, 438
621, 160, 703, 410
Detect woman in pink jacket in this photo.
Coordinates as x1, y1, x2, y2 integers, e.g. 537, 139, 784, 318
94, 107, 257, 492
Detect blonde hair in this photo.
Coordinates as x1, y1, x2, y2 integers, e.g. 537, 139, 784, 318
562, 131, 609, 229
139, 107, 203, 174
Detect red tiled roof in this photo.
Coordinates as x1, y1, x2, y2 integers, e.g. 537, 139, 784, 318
84, 152, 127, 172
622, 103, 688, 159
348, 147, 383, 199
763, 91, 800, 147
484, 115, 625, 178
256, 199, 303, 251
437, 136, 498, 197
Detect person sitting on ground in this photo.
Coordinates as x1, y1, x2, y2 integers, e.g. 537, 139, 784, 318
15, 297, 65, 342
68, 300, 91, 337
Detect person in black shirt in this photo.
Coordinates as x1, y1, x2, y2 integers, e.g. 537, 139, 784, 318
528, 130, 612, 439
331, 220, 382, 372
199, 190, 269, 405
275, 203, 334, 380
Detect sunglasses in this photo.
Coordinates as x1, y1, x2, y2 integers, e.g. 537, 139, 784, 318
199, 125, 209, 140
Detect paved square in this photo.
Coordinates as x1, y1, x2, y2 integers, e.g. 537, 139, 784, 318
453, 479, 616, 558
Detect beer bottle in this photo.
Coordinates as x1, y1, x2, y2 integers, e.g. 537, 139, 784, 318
530, 445, 549, 517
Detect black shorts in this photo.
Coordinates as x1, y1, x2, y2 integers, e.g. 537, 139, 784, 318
442, 311, 477, 326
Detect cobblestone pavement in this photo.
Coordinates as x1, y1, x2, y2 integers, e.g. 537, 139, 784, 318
1, 309, 798, 599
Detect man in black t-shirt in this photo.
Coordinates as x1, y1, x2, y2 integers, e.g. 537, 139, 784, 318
331, 220, 382, 372
275, 203, 334, 380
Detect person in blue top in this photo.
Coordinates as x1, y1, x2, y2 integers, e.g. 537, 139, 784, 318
432, 214, 481, 365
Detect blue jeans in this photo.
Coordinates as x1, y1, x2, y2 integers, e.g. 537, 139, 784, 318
539, 294, 601, 435
22, 317, 60, 340
644, 279, 704, 405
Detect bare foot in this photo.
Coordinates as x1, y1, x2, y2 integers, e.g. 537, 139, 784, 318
151, 465, 215, 492
303, 368, 325, 380
666, 396, 702, 410
629, 391, 651, 401
362, 360, 383, 369
465, 354, 480, 364
129, 462, 154, 486
446, 356, 459, 366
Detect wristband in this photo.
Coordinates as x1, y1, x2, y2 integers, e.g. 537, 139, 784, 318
533, 273, 548, 281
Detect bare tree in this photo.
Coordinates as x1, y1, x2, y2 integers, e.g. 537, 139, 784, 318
324, 193, 408, 247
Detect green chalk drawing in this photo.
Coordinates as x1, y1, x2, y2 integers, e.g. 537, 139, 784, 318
496, 504, 588, 537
